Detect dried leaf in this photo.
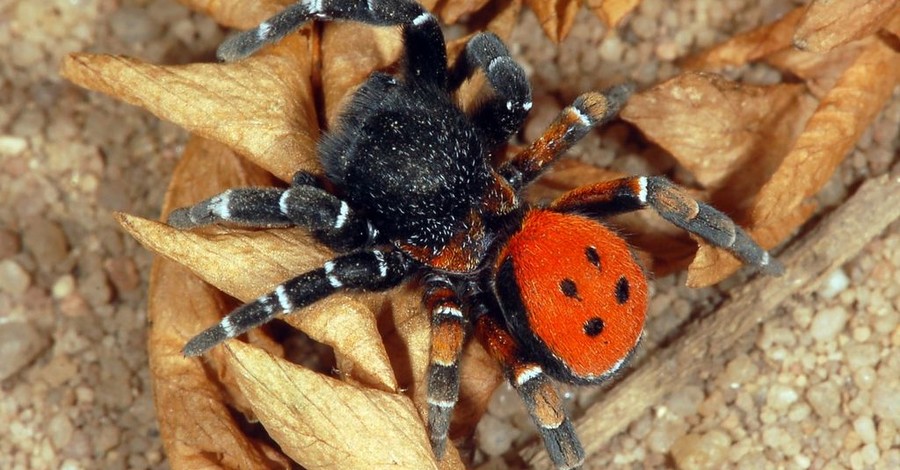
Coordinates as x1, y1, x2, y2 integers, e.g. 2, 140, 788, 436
439, 0, 492, 24
620, 73, 817, 212
148, 136, 293, 468
584, 0, 641, 28
687, 32, 900, 286
793, 0, 900, 52
682, 7, 805, 70
120, 212, 398, 391
764, 38, 871, 97
176, 0, 294, 28
223, 341, 443, 469
61, 35, 318, 182
525, 0, 580, 42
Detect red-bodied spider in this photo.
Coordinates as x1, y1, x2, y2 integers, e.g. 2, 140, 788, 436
169, 1, 784, 468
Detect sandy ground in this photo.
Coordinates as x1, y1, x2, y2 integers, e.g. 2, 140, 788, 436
0, 1, 897, 469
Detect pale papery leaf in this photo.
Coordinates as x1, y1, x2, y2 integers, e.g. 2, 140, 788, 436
176, 0, 294, 28
223, 340, 454, 469
119, 212, 399, 391
687, 30, 900, 286
525, 0, 580, 42
440, 0, 492, 24
320, 23, 404, 125
793, 0, 900, 53
148, 136, 293, 468
150, 259, 294, 470
765, 38, 871, 98
584, 0, 641, 28
620, 73, 818, 213
60, 34, 318, 182
681, 7, 805, 70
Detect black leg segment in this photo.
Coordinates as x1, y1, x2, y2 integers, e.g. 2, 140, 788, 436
450, 33, 532, 147
217, 0, 447, 87
182, 247, 412, 356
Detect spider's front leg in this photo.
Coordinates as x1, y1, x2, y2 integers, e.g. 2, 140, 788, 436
218, 0, 447, 86
183, 247, 412, 356
550, 176, 784, 275
474, 307, 584, 470
499, 85, 633, 189
450, 32, 532, 147
166, 177, 372, 251
422, 274, 467, 458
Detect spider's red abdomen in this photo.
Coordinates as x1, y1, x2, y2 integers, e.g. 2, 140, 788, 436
495, 210, 648, 383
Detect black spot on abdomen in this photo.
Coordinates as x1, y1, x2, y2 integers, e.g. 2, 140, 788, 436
615, 276, 630, 304
560, 278, 581, 300
585, 246, 601, 270
583, 317, 604, 337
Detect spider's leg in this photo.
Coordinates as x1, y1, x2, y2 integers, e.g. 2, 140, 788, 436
183, 247, 411, 356
550, 176, 784, 275
167, 184, 372, 252
474, 310, 584, 470
218, 0, 447, 86
499, 85, 632, 190
422, 274, 467, 458
449, 33, 532, 147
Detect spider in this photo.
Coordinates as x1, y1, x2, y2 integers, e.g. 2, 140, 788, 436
169, 1, 783, 468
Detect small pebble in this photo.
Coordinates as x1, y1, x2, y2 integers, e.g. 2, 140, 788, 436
766, 384, 799, 411
810, 307, 848, 342
475, 414, 520, 457
819, 268, 850, 299
0, 321, 50, 380
0, 259, 31, 295
807, 381, 842, 418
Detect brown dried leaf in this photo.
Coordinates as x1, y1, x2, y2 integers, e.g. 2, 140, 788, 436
439, 0, 492, 24
794, 0, 900, 53
223, 340, 443, 469
148, 136, 293, 468
687, 32, 900, 286
176, 0, 294, 28
119, 212, 398, 391
60, 34, 318, 182
682, 7, 805, 70
525, 0, 580, 42
620, 73, 817, 212
584, 0, 641, 28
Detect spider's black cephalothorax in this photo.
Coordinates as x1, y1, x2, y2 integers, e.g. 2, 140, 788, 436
170, 2, 783, 468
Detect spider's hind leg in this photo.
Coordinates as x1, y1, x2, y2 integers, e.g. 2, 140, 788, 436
549, 176, 784, 276
423, 274, 468, 458
475, 311, 585, 470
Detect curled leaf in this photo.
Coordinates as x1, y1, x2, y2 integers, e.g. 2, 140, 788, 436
793, 0, 900, 52
61, 34, 318, 182
148, 135, 293, 468
682, 7, 805, 70
178, 0, 295, 28
585, 0, 641, 28
687, 31, 900, 286
224, 340, 444, 469
621, 72, 817, 212
524, 0, 580, 42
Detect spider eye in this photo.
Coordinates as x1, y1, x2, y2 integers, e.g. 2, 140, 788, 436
615, 276, 630, 304
583, 317, 604, 337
